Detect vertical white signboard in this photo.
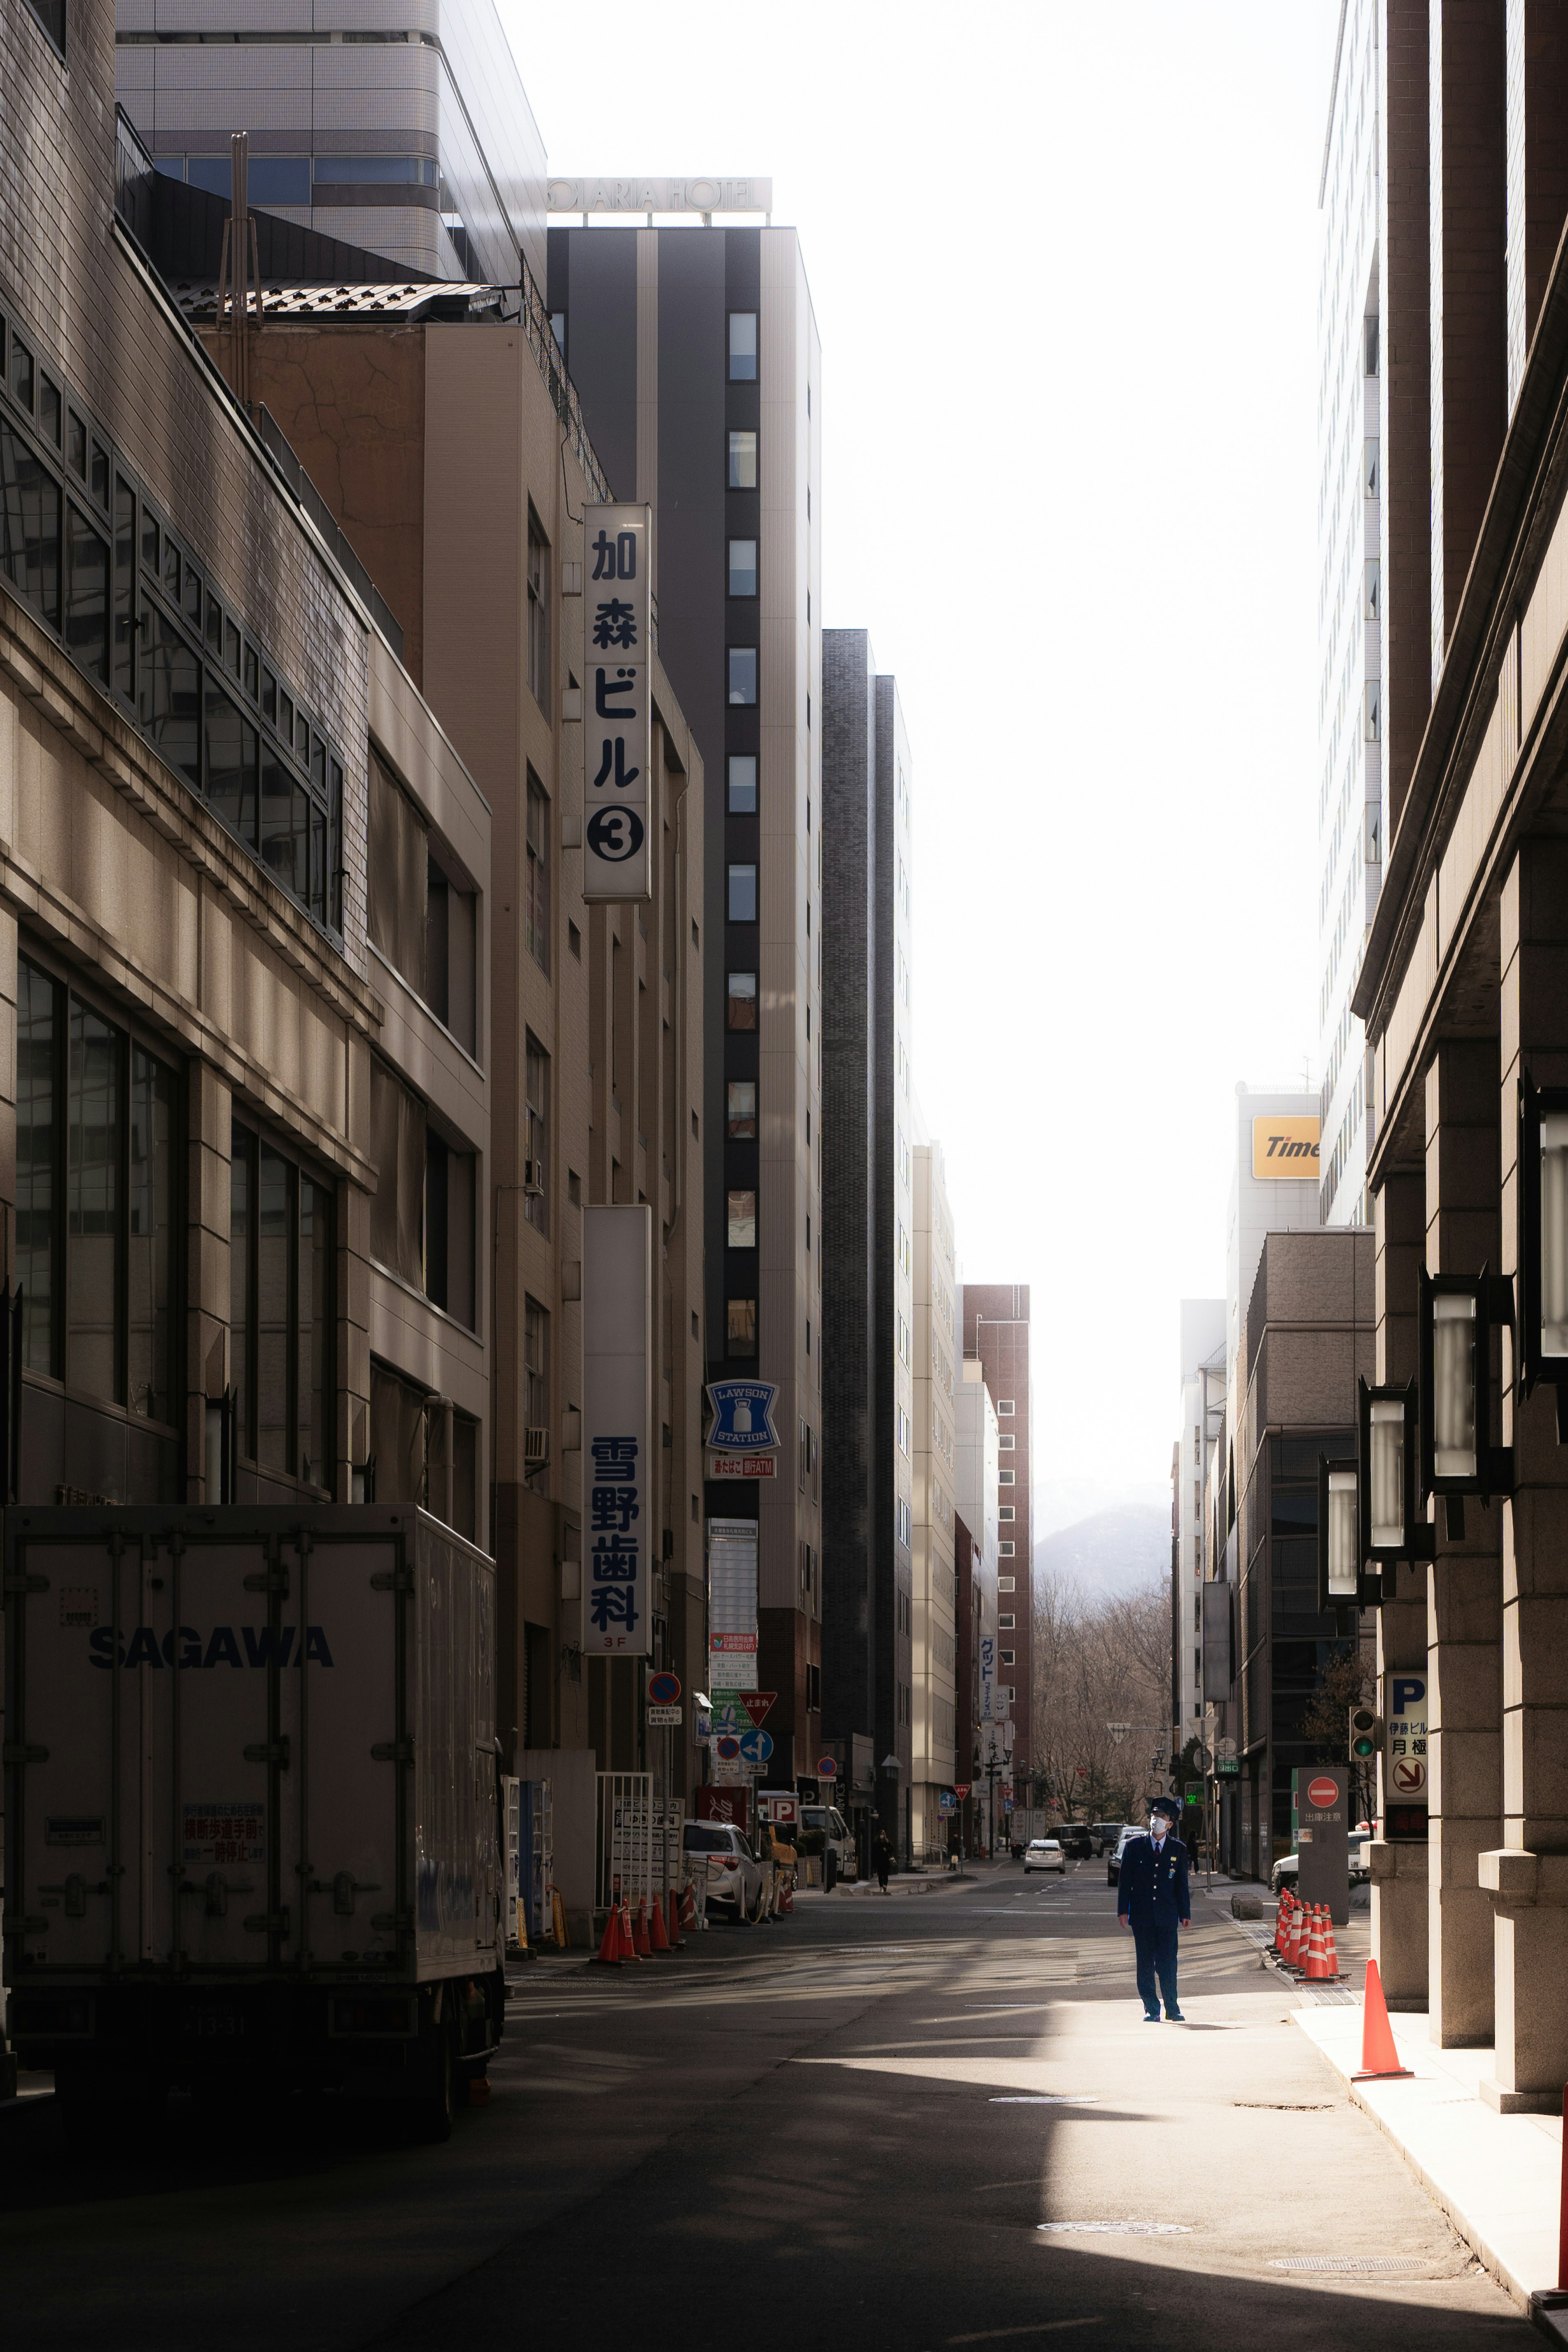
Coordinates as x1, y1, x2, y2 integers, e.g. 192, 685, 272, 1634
582, 502, 653, 904
581, 1205, 653, 1655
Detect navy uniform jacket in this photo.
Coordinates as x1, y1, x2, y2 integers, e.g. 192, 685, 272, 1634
1117, 1832, 1191, 1929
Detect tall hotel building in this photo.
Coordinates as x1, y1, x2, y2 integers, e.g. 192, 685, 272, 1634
1316, 0, 1385, 1226
820, 634, 918, 1853
962, 1285, 1033, 1785
548, 209, 824, 1784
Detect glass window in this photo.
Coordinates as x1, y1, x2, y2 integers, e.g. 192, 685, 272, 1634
726, 1297, 757, 1356
127, 1044, 174, 1424
64, 502, 108, 682
23, 0, 65, 53
66, 1001, 121, 1406
726, 971, 757, 1030
113, 477, 135, 698
728, 538, 757, 597
10, 334, 34, 412
89, 440, 108, 509
204, 592, 222, 655
186, 157, 233, 199
17, 958, 57, 1376
727, 1189, 756, 1248
67, 411, 86, 479
728, 312, 757, 381
726, 1081, 756, 1139
141, 608, 200, 792
527, 509, 550, 718
728, 755, 757, 813
260, 742, 311, 899
728, 863, 757, 922
231, 1118, 333, 1490
313, 155, 427, 183
549, 312, 567, 362
1365, 558, 1381, 621
367, 749, 427, 992
1, 415, 62, 628
244, 644, 259, 702
526, 769, 550, 973
223, 615, 241, 677
728, 647, 757, 706
369, 1058, 427, 1289
207, 679, 258, 847
38, 374, 60, 448
525, 1031, 549, 1237
728, 430, 757, 489
524, 1295, 549, 1443
248, 157, 310, 205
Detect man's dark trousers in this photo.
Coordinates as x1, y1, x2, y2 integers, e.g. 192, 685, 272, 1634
1134, 1918, 1180, 2019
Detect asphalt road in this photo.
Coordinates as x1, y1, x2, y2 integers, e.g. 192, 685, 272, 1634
0, 1858, 1523, 2350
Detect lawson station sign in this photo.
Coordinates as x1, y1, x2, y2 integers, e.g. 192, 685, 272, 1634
705, 1380, 781, 1479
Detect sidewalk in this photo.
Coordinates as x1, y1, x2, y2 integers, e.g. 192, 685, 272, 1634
793, 1869, 975, 1903
1294, 2000, 1564, 2323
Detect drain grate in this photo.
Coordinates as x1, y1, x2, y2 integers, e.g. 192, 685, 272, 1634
1038, 2222, 1194, 2237
1269, 2256, 1425, 2274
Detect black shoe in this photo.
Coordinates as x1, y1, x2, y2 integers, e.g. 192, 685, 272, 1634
1143, 2011, 1162, 2022
1165, 2010, 1185, 2022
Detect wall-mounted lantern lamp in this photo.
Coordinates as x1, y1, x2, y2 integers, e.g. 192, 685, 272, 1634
1518, 1074, 1568, 1436
1418, 1266, 1514, 1537
1317, 1456, 1361, 1628
1357, 1375, 1432, 1582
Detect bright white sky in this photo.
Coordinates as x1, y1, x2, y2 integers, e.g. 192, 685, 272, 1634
502, 0, 1342, 1497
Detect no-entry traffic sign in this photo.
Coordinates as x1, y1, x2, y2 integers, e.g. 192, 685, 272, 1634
1306, 1775, 1339, 1809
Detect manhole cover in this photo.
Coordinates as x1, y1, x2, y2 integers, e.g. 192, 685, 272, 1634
1269, 2256, 1425, 2274
1038, 2222, 1194, 2237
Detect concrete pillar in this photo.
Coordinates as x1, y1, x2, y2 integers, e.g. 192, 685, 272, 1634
1371, 1166, 1430, 2005
1424, 1040, 1505, 2046
1484, 835, 1568, 2107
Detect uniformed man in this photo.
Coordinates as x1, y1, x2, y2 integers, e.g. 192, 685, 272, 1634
1116, 1794, 1191, 2021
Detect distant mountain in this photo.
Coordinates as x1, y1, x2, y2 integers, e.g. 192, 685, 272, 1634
1033, 1505, 1169, 1601
1033, 1478, 1171, 1541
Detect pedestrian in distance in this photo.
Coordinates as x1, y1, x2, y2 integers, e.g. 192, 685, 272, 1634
1116, 1794, 1191, 2022
873, 1825, 893, 1893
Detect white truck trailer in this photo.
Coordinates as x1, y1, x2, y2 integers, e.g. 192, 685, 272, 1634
3, 1505, 502, 2141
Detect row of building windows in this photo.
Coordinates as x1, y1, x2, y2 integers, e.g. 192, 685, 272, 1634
0, 300, 346, 935
155, 154, 444, 204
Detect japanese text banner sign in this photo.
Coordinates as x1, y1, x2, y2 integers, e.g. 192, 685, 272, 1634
581, 1204, 653, 1655
582, 502, 653, 905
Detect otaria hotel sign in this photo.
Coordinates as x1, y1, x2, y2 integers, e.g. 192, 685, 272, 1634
548, 178, 773, 216
1252, 1116, 1320, 1179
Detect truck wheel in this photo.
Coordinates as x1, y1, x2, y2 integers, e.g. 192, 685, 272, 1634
412, 2021, 454, 2144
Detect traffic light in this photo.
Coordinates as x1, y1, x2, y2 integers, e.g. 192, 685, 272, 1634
1349, 1706, 1382, 1765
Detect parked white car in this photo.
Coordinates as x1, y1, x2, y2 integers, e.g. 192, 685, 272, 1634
682, 1821, 765, 1919
1270, 1831, 1373, 1896
1023, 1838, 1066, 1875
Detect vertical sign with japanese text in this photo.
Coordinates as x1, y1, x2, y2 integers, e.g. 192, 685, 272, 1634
582, 502, 653, 905
581, 1205, 653, 1655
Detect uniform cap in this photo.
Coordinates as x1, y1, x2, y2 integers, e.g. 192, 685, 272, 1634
1149, 1796, 1181, 1822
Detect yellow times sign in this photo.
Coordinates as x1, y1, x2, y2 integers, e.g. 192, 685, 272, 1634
1252, 1116, 1320, 1178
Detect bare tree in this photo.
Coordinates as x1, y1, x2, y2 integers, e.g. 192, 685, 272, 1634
1029, 1570, 1172, 1822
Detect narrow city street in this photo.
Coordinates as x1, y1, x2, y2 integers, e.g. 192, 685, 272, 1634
0, 1860, 1521, 2350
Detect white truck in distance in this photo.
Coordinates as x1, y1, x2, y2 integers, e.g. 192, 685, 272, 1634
3, 1506, 503, 2142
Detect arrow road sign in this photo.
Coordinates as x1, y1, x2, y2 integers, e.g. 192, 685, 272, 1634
738, 1728, 773, 1765
740, 1691, 776, 1727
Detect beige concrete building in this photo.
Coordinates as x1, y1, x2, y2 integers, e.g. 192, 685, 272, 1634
910, 1138, 958, 1858
214, 285, 708, 1809
0, 0, 488, 1530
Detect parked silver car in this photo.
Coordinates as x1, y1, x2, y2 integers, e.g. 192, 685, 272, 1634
683, 1821, 765, 1919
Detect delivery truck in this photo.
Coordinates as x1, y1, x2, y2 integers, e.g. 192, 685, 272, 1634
3, 1505, 503, 2142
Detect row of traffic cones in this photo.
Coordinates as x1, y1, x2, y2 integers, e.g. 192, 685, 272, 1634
591, 1887, 690, 1966
1272, 1885, 1344, 1981
1273, 1890, 1417, 2085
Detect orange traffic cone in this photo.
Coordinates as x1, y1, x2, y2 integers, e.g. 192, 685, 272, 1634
1353, 1956, 1415, 2080
1320, 1911, 1342, 1980
1275, 1890, 1293, 1952
632, 1896, 652, 1958
648, 1887, 671, 1951
1289, 1901, 1310, 1969
592, 1905, 625, 1965
1303, 1905, 1331, 1980
617, 1896, 640, 1961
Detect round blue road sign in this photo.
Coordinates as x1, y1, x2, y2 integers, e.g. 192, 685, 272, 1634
738, 1728, 773, 1764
